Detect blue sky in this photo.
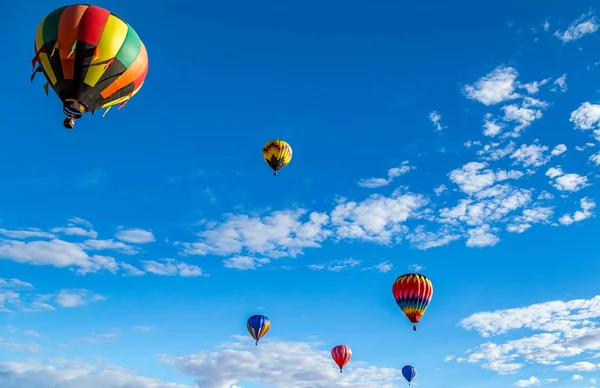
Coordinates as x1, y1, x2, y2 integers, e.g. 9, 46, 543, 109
2, 0, 600, 387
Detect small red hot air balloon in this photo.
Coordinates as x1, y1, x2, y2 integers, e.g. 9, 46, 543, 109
331, 344, 352, 373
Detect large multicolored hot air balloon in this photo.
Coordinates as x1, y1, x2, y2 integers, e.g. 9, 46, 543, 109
262, 140, 292, 176
246, 314, 270, 345
331, 344, 352, 373
402, 365, 416, 385
392, 273, 433, 331
31, 4, 148, 129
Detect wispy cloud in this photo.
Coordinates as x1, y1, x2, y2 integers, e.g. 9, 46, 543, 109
114, 228, 155, 244
78, 170, 106, 188
307, 259, 361, 272
553, 11, 598, 42
55, 289, 106, 308
358, 162, 414, 188
429, 111, 445, 131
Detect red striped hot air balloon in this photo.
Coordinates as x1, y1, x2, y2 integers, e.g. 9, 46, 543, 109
392, 273, 433, 331
331, 345, 352, 373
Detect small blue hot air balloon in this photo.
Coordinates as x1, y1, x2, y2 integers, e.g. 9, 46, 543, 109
402, 365, 416, 385
246, 314, 271, 346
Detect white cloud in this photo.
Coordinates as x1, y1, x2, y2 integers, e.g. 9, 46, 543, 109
433, 184, 447, 195
573, 374, 584, 380
514, 376, 541, 387
449, 162, 523, 194
73, 331, 119, 344
543, 19, 551, 32
307, 258, 360, 272
119, 262, 145, 276
406, 225, 462, 250
460, 295, 600, 336
510, 143, 550, 168
576, 143, 596, 152
51, 227, 98, 239
554, 11, 599, 42
0, 342, 42, 354
552, 74, 567, 92
477, 141, 516, 161
507, 207, 553, 234
0, 228, 55, 239
481, 96, 547, 138
465, 140, 482, 148
408, 263, 423, 272
464, 66, 520, 105
179, 209, 331, 259
501, 103, 544, 136
551, 144, 567, 156
56, 289, 105, 308
571, 103, 600, 141
545, 167, 564, 179
68, 217, 93, 228
483, 114, 505, 137
466, 224, 500, 247
160, 336, 404, 388
331, 190, 427, 244
362, 260, 393, 273
358, 163, 414, 188
0, 359, 191, 388
0, 279, 102, 313
559, 197, 596, 225
519, 78, 550, 94
556, 362, 599, 372
590, 152, 600, 166
0, 239, 117, 275
545, 167, 589, 192
357, 177, 389, 189
115, 228, 155, 244
141, 259, 204, 277
429, 111, 445, 131
222, 256, 270, 271
82, 239, 138, 255
455, 294, 600, 376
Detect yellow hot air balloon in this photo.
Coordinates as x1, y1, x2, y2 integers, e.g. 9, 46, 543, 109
262, 140, 292, 176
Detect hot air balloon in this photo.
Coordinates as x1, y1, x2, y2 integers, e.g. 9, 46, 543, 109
402, 365, 416, 385
392, 273, 433, 331
31, 4, 148, 129
246, 314, 270, 345
262, 140, 292, 176
331, 344, 352, 373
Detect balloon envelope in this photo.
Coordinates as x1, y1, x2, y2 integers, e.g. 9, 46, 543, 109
392, 273, 433, 330
33, 4, 148, 127
246, 314, 270, 345
402, 365, 416, 383
262, 140, 292, 175
331, 345, 352, 372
